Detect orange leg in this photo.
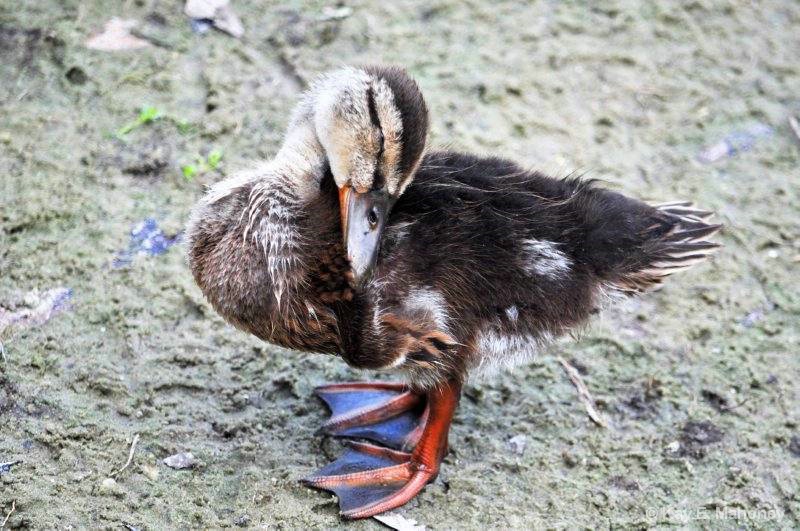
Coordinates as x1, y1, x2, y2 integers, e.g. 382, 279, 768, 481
304, 379, 461, 519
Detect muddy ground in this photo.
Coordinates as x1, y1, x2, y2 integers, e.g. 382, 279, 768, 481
1, 0, 799, 529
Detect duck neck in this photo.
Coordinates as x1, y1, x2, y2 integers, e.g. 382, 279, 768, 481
272, 119, 328, 201
241, 116, 343, 312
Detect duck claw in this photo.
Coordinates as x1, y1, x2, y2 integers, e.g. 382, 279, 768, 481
314, 381, 425, 450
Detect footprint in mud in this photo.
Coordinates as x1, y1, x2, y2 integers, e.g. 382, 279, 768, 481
616, 379, 664, 420
675, 420, 725, 459
0, 24, 65, 74
788, 435, 800, 458
0, 377, 19, 416
101, 129, 175, 179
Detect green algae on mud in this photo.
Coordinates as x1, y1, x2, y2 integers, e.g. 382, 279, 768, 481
1, 0, 799, 528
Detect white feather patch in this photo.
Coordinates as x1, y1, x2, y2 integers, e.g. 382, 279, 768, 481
473, 328, 554, 376
403, 288, 450, 331
520, 239, 571, 279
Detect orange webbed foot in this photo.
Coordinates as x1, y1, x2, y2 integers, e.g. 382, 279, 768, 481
305, 380, 461, 519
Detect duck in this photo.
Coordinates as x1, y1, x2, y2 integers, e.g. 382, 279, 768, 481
186, 65, 721, 519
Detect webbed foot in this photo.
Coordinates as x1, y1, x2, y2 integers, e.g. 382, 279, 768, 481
314, 381, 426, 450
305, 380, 461, 519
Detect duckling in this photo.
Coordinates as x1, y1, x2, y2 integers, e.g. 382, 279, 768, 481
187, 66, 721, 519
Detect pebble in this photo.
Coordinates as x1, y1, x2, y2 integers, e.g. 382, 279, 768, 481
562, 450, 579, 468
141, 463, 160, 481
163, 452, 196, 469
665, 440, 681, 454
100, 477, 119, 494
507, 434, 527, 455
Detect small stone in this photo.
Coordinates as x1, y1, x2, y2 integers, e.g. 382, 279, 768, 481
562, 450, 578, 468
507, 434, 527, 455
163, 452, 196, 469
319, 6, 352, 21
71, 471, 90, 483
141, 463, 160, 480
99, 477, 120, 495
665, 440, 681, 454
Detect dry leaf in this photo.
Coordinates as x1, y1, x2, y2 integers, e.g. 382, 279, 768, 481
374, 513, 426, 531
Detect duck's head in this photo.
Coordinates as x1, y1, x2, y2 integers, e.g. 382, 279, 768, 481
307, 65, 428, 286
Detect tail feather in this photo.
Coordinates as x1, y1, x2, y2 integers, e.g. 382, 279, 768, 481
610, 202, 721, 293
653, 201, 716, 221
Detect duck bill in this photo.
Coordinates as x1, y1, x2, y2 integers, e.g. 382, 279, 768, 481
339, 185, 390, 288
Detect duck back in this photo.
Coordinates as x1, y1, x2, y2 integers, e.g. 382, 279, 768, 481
371, 151, 719, 373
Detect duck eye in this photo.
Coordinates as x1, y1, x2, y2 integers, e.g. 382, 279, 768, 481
368, 207, 379, 228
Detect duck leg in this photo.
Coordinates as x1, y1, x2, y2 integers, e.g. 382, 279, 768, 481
304, 379, 461, 519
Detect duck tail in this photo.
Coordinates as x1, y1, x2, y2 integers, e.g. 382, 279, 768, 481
607, 201, 722, 294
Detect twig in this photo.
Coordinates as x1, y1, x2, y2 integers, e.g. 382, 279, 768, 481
276, 50, 306, 91
789, 116, 800, 147
720, 396, 750, 413
1, 500, 15, 528
110, 434, 139, 478
557, 357, 609, 428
